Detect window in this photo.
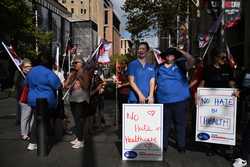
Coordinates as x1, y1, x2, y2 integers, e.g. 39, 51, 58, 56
81, 1, 83, 4
81, 9, 83, 14
62, 0, 66, 3
121, 40, 123, 48
71, 8, 74, 13
104, 11, 108, 24
84, 9, 87, 14
71, 0, 74, 3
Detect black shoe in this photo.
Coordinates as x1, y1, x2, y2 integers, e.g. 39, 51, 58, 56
177, 147, 186, 154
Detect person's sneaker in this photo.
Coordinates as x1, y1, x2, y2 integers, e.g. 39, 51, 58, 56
70, 138, 78, 145
233, 158, 247, 167
27, 143, 37, 151
21, 135, 30, 141
72, 141, 84, 149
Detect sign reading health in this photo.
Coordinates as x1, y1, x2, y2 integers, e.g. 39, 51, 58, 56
196, 88, 237, 145
122, 104, 163, 161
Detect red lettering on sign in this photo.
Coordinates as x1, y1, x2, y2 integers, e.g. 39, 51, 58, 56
125, 135, 157, 144
126, 112, 139, 121
134, 124, 153, 132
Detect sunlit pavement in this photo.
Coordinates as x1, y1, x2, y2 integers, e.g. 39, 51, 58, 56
0, 98, 233, 167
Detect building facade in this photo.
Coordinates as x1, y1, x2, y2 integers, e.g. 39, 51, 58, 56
58, 0, 121, 56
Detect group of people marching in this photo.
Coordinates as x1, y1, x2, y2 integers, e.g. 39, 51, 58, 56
116, 42, 249, 167
15, 54, 106, 150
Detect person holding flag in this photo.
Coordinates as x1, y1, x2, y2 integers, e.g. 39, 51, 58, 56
63, 56, 90, 149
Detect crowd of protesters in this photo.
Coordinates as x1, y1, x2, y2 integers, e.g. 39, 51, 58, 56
6, 40, 250, 167
11, 53, 108, 152
124, 42, 249, 167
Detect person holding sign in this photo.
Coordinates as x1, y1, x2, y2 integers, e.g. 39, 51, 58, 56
156, 47, 195, 154
128, 42, 155, 104
200, 49, 238, 157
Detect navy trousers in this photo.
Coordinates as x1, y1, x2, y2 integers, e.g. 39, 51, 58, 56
163, 100, 189, 151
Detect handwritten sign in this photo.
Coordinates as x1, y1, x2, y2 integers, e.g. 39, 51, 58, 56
122, 104, 163, 161
196, 88, 237, 145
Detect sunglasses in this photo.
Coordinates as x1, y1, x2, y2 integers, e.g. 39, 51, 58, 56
72, 61, 81, 65
23, 65, 32, 68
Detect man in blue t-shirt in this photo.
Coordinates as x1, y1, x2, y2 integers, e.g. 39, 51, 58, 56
128, 42, 155, 104
156, 47, 194, 154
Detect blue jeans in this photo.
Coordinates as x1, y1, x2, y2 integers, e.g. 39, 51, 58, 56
163, 100, 189, 151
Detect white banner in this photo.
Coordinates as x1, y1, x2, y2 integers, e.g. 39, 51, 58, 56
196, 88, 237, 145
122, 104, 163, 161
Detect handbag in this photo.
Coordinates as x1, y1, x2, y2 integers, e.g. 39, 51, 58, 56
19, 85, 29, 104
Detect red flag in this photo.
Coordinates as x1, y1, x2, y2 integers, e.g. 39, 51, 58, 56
198, 33, 210, 48
8, 45, 22, 66
97, 41, 111, 64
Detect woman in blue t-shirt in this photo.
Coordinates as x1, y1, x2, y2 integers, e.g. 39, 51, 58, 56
156, 47, 194, 154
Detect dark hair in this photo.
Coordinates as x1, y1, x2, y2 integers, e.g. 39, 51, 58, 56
35, 54, 53, 69
159, 47, 183, 60
211, 48, 226, 62
139, 42, 150, 51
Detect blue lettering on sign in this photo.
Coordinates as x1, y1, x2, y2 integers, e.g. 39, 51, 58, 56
197, 133, 210, 141
211, 108, 218, 113
200, 98, 210, 105
202, 117, 229, 128
214, 98, 233, 106
124, 151, 137, 159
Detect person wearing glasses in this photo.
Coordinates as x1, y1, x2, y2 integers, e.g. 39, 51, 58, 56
200, 49, 237, 157
64, 56, 90, 149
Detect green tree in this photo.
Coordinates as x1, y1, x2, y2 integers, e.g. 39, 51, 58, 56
123, 0, 196, 45
0, 0, 52, 59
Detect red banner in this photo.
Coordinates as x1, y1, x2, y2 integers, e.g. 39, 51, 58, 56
224, 0, 241, 28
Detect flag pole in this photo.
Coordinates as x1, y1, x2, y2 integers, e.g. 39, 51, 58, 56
114, 56, 118, 126
202, 34, 214, 59
62, 41, 103, 100
1, 42, 25, 78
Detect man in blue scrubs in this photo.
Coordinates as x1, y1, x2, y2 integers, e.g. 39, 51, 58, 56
156, 47, 194, 154
128, 42, 155, 104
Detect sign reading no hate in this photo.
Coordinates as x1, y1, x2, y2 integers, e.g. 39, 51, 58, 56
122, 104, 163, 161
196, 88, 237, 145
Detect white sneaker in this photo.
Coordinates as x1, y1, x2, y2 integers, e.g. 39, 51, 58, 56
233, 158, 247, 167
70, 138, 78, 145
72, 141, 84, 149
27, 143, 37, 151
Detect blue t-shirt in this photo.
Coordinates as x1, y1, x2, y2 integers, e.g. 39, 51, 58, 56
128, 59, 155, 102
156, 62, 190, 104
26, 65, 61, 109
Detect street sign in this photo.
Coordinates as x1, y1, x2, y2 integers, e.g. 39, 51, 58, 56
122, 104, 163, 161
196, 88, 237, 145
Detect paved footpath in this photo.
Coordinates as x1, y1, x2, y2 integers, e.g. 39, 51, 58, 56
0, 97, 233, 167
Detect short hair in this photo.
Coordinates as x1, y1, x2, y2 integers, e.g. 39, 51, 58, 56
139, 42, 150, 51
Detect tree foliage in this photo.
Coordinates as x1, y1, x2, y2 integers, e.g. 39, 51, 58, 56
0, 0, 52, 58
123, 0, 194, 42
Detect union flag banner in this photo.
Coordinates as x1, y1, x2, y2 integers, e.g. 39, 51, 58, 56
224, 0, 241, 28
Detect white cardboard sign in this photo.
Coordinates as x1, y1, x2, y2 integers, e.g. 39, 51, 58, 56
122, 104, 163, 161
196, 88, 237, 145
